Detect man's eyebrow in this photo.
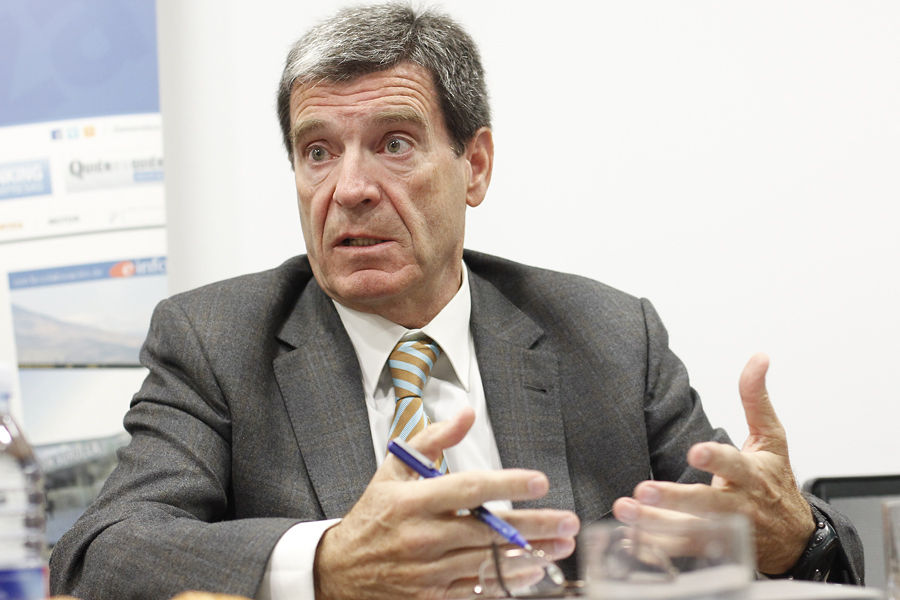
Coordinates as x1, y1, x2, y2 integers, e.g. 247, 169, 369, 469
371, 108, 429, 131
290, 118, 327, 148
289, 108, 429, 147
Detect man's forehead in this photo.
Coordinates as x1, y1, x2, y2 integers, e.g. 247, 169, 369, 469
288, 64, 442, 140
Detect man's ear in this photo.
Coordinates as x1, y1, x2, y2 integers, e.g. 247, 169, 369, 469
464, 127, 494, 208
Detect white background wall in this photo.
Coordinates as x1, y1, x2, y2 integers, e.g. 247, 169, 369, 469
156, 0, 900, 487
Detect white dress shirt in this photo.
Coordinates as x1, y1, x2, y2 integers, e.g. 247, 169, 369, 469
258, 265, 506, 599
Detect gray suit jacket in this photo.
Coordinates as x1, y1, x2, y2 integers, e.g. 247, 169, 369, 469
49, 251, 863, 598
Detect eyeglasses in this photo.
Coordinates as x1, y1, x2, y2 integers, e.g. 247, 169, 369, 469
471, 545, 584, 598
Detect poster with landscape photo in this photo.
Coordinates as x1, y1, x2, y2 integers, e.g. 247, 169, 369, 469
9, 256, 166, 367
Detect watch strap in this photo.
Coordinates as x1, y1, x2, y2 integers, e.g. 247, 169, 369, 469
769, 504, 840, 582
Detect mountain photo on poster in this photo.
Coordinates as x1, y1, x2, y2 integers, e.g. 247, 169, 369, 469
9, 257, 166, 366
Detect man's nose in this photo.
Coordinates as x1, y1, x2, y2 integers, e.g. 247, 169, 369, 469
332, 150, 381, 208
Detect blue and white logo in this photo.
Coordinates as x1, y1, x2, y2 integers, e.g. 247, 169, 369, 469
0, 159, 53, 200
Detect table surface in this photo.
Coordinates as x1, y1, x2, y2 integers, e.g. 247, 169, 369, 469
469, 580, 885, 600
749, 580, 883, 600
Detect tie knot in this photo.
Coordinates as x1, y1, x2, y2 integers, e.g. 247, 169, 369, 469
388, 338, 441, 400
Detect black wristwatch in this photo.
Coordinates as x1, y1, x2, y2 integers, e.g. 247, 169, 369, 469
769, 505, 840, 582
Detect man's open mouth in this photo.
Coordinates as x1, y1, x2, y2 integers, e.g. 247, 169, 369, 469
341, 238, 386, 247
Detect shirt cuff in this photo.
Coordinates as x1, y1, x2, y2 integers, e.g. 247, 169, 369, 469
256, 518, 341, 600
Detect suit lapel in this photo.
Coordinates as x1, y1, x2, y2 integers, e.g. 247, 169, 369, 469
468, 269, 576, 513
273, 279, 376, 519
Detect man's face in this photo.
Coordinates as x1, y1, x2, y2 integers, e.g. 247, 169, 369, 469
289, 62, 492, 327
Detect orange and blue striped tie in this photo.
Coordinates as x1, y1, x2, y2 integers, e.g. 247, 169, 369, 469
387, 338, 448, 473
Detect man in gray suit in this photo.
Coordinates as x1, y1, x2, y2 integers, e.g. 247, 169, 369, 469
50, 4, 862, 599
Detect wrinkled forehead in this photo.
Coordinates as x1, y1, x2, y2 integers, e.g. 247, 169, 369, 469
287, 63, 447, 139
289, 61, 440, 106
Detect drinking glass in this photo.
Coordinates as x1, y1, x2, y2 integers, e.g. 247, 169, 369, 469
580, 514, 754, 600
884, 500, 900, 600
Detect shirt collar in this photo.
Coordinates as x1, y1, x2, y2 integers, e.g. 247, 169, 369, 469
332, 263, 472, 397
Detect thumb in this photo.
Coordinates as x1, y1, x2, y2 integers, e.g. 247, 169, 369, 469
738, 353, 787, 452
380, 407, 475, 481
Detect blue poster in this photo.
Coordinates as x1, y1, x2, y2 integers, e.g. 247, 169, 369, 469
0, 0, 160, 127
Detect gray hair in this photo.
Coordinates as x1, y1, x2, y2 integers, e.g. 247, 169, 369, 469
276, 3, 491, 162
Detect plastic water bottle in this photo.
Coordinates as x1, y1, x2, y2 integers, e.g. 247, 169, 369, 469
0, 363, 47, 599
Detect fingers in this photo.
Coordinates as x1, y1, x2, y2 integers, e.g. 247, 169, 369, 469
423, 508, 578, 554
609, 501, 721, 562
648, 481, 744, 515
530, 536, 577, 560
624, 480, 746, 518
372, 508, 576, 597
404, 491, 577, 562
379, 407, 476, 482
422, 469, 550, 512
382, 407, 553, 510
613, 492, 723, 525
687, 440, 752, 483
499, 508, 580, 555
738, 353, 787, 452
410, 406, 476, 464
738, 352, 770, 407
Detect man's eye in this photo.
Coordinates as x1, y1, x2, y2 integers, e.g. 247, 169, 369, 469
307, 146, 330, 162
385, 138, 411, 154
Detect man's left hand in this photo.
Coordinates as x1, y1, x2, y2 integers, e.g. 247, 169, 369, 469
612, 353, 815, 574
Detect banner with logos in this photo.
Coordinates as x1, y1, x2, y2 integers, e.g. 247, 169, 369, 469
0, 3, 169, 543
0, 0, 168, 543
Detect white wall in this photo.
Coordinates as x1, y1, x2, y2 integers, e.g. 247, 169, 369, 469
156, 0, 900, 486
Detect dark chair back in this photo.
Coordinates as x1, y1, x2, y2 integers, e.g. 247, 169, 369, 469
804, 474, 900, 589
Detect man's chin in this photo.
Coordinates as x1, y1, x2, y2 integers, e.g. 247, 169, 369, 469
325, 272, 413, 311
318, 266, 459, 327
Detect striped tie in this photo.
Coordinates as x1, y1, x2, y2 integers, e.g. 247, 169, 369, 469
387, 338, 448, 473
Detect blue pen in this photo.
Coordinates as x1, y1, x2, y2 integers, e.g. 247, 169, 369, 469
387, 438, 533, 551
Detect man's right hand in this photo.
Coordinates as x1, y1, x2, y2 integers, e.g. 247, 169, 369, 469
312, 408, 580, 599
